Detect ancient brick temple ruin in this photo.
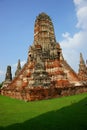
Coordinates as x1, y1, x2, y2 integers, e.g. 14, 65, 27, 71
1, 13, 87, 101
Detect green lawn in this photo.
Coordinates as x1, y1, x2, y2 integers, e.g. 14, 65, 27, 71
0, 93, 87, 130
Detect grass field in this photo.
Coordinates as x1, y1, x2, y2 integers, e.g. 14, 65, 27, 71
0, 93, 87, 130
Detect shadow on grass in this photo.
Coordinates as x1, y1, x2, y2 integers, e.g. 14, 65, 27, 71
0, 97, 87, 130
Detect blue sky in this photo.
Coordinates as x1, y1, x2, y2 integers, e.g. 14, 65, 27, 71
0, 0, 87, 82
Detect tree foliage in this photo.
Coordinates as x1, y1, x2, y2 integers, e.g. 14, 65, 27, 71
0, 83, 3, 88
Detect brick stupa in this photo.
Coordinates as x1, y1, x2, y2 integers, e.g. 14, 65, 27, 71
1, 13, 87, 101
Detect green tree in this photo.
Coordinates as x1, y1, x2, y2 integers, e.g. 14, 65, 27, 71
0, 82, 3, 88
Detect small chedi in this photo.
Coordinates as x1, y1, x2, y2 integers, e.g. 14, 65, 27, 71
1, 13, 87, 101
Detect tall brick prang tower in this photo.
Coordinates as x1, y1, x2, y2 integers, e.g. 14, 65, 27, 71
1, 13, 87, 101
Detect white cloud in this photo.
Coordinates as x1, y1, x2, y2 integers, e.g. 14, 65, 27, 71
62, 32, 70, 38
76, 6, 87, 29
74, 0, 87, 8
60, 0, 87, 72
61, 31, 87, 48
74, 0, 87, 29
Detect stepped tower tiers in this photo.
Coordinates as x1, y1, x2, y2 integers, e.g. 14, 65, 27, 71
34, 13, 56, 49
28, 12, 63, 62
1, 12, 86, 101
78, 53, 87, 83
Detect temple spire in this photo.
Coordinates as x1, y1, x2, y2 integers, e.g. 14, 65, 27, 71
15, 59, 21, 76
79, 53, 86, 71
80, 53, 85, 65
78, 53, 87, 81
34, 12, 56, 49
5, 65, 12, 81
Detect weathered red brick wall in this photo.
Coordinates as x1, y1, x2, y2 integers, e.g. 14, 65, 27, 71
1, 86, 87, 101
